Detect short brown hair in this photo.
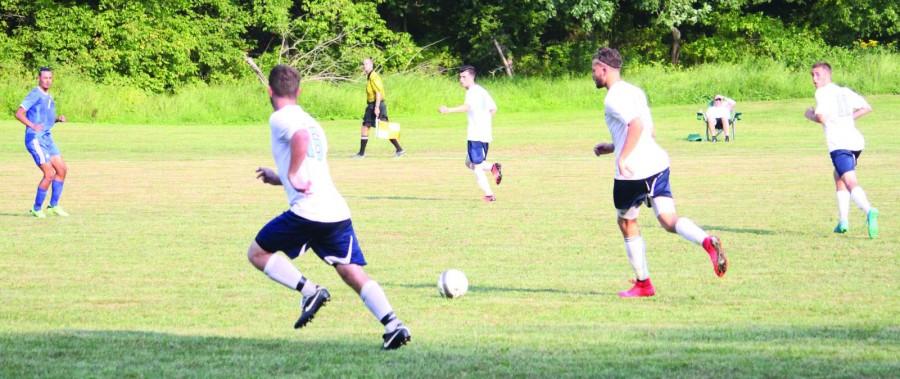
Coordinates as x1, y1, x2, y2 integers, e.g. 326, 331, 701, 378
459, 65, 477, 78
269, 64, 301, 97
812, 61, 832, 72
593, 47, 622, 69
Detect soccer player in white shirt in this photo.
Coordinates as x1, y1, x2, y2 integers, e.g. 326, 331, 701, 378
804, 61, 878, 238
705, 95, 735, 142
591, 47, 728, 297
439, 65, 503, 202
247, 65, 411, 349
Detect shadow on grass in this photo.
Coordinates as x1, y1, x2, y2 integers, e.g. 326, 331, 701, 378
702, 225, 776, 235
345, 195, 449, 201
385, 282, 612, 296
0, 326, 896, 378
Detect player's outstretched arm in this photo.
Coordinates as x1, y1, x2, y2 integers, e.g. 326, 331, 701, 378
594, 143, 614, 156
56, 115, 67, 123
439, 104, 469, 114
287, 129, 312, 193
256, 167, 282, 185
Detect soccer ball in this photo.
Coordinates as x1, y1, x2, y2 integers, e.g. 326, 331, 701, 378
437, 269, 468, 298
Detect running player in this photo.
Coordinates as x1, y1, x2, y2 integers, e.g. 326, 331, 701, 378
248, 64, 411, 349
439, 65, 503, 202
15, 66, 69, 218
591, 47, 727, 297
804, 61, 878, 238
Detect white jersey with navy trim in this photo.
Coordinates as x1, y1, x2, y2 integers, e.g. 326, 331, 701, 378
814, 83, 869, 152
269, 105, 351, 222
604, 80, 670, 180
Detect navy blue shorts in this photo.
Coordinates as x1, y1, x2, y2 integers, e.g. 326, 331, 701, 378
255, 211, 366, 266
830, 149, 861, 177
613, 168, 673, 210
467, 141, 489, 165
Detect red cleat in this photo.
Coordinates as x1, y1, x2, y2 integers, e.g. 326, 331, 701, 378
483, 195, 496, 203
618, 278, 655, 298
703, 236, 727, 277
491, 163, 503, 185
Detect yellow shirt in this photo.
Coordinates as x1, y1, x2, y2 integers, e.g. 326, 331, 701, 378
366, 71, 385, 103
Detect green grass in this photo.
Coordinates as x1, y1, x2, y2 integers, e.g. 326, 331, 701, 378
1, 95, 898, 377
2, 54, 898, 125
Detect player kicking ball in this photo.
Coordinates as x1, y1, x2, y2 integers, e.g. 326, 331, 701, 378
804, 61, 878, 238
247, 64, 411, 350
439, 65, 502, 202
591, 48, 727, 298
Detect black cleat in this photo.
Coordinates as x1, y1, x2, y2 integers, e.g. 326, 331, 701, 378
382, 324, 411, 350
294, 287, 330, 329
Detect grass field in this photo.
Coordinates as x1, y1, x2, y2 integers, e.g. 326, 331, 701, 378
1, 95, 898, 377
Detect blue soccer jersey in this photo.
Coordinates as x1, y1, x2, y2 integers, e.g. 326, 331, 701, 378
20, 87, 57, 136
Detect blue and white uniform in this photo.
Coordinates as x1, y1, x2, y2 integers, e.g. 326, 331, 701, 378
604, 80, 674, 218
814, 83, 870, 176
255, 105, 365, 266
21, 87, 60, 166
464, 84, 497, 164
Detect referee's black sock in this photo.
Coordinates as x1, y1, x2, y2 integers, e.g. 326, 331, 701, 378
389, 139, 402, 152
358, 137, 368, 155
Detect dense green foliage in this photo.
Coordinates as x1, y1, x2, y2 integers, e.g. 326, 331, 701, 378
2, 54, 897, 125
1, 0, 897, 92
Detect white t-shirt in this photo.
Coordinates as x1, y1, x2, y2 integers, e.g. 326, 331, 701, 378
464, 84, 497, 142
269, 105, 351, 222
706, 105, 730, 120
604, 80, 670, 180
814, 83, 869, 152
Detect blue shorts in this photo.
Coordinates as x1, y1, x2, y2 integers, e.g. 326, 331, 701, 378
255, 211, 366, 266
467, 141, 489, 165
613, 168, 673, 210
25, 133, 60, 166
830, 150, 861, 177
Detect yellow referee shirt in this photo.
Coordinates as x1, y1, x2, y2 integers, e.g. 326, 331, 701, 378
366, 71, 385, 103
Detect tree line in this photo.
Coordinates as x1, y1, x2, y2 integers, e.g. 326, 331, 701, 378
1, 0, 896, 91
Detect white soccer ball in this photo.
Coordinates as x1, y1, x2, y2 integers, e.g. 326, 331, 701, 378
437, 269, 468, 298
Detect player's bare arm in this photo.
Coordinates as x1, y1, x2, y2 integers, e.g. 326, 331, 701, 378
374, 92, 383, 118
594, 142, 614, 156
14, 107, 43, 132
853, 105, 872, 120
617, 117, 643, 178
805, 107, 823, 124
287, 128, 312, 193
439, 104, 469, 114
255, 167, 281, 185
56, 115, 66, 123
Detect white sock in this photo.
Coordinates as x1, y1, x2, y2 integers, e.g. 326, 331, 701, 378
477, 162, 492, 171
624, 236, 649, 281
675, 217, 708, 245
850, 187, 871, 213
263, 254, 315, 294
474, 169, 493, 196
836, 190, 850, 222
360, 281, 400, 332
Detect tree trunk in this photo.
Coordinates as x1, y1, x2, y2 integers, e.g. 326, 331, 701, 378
492, 37, 514, 77
670, 26, 681, 65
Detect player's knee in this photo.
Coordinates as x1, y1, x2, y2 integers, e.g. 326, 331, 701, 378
465, 161, 475, 170
246, 243, 269, 268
